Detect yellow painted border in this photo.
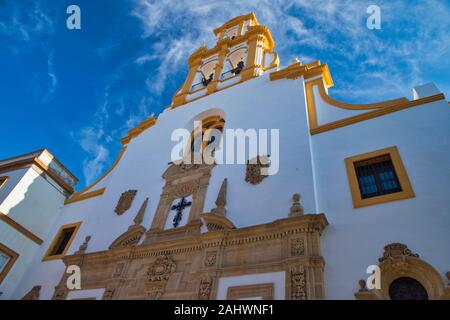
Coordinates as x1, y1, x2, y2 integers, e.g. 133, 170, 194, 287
304, 78, 446, 135
0, 211, 43, 245
345, 146, 415, 208
42, 222, 82, 261
0, 242, 19, 284
64, 188, 105, 205
0, 176, 8, 189
64, 146, 127, 205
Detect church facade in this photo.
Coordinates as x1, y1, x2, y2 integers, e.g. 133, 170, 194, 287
8, 13, 450, 300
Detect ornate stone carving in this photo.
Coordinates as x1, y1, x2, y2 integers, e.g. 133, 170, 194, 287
198, 276, 213, 300
291, 238, 305, 256
58, 213, 328, 300
75, 235, 91, 255
210, 178, 227, 216
147, 255, 176, 283
21, 285, 41, 300
204, 252, 217, 266
378, 243, 419, 262
245, 155, 270, 185
145, 255, 176, 300
289, 193, 304, 217
291, 266, 307, 300
114, 189, 138, 215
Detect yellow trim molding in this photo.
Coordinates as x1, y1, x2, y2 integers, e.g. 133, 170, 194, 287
65, 146, 127, 205
42, 222, 82, 261
305, 78, 446, 135
0, 211, 43, 245
345, 146, 415, 208
64, 188, 106, 205
121, 117, 157, 145
0, 176, 8, 189
0, 242, 19, 284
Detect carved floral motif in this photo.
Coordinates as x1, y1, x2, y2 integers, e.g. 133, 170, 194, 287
291, 239, 305, 256
291, 266, 307, 300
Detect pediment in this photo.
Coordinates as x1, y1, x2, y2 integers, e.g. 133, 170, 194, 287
109, 225, 146, 249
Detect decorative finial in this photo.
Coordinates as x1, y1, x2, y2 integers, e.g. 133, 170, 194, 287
291, 58, 302, 65
133, 197, 149, 226
289, 193, 304, 217
211, 178, 227, 216
75, 236, 91, 255
358, 279, 368, 292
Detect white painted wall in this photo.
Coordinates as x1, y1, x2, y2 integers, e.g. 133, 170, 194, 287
0, 167, 68, 299
311, 91, 450, 299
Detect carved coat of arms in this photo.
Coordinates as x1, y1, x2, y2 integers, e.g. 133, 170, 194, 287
114, 189, 137, 215
245, 155, 271, 185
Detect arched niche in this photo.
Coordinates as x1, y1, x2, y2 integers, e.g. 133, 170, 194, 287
355, 243, 450, 300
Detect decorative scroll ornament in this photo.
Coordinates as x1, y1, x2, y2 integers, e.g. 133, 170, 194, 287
291, 266, 307, 300
198, 276, 213, 300
245, 155, 270, 185
378, 243, 419, 263
115, 190, 138, 215
21, 285, 41, 300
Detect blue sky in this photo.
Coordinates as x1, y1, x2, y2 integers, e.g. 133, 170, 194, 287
1, 0, 449, 190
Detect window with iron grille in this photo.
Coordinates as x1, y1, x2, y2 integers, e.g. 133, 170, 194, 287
354, 154, 402, 199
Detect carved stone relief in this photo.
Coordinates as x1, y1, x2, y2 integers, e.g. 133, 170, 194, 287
291, 238, 305, 256
57, 213, 328, 300
198, 276, 213, 300
291, 265, 307, 300
245, 155, 270, 185
204, 252, 217, 267
115, 190, 138, 215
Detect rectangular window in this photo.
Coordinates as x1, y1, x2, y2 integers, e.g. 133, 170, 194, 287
354, 154, 402, 199
345, 146, 415, 208
43, 222, 81, 261
0, 243, 19, 284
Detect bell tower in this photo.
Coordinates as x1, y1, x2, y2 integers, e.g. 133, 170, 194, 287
171, 13, 279, 108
